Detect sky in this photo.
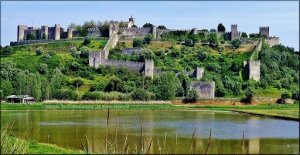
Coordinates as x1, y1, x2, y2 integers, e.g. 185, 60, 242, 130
1, 1, 299, 50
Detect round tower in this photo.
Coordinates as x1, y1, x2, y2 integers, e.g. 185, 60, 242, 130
67, 27, 74, 39
144, 59, 154, 79
152, 26, 157, 39
54, 24, 60, 40
17, 25, 27, 41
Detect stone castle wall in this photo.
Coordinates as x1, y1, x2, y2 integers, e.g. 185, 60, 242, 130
266, 36, 279, 47
190, 81, 215, 99
87, 27, 101, 37
231, 24, 240, 40
249, 60, 260, 81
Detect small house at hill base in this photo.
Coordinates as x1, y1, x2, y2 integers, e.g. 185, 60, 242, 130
6, 95, 35, 103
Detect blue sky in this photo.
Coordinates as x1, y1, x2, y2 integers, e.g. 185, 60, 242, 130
1, 1, 299, 50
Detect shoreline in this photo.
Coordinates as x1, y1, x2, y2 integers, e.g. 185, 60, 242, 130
231, 110, 299, 121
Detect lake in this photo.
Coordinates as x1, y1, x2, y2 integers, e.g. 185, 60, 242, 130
1, 110, 299, 154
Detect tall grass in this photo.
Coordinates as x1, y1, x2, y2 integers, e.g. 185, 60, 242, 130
1, 122, 29, 154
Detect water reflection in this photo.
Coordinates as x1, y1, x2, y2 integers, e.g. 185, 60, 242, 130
1, 110, 299, 154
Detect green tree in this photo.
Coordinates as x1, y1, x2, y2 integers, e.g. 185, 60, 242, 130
33, 72, 42, 101
143, 23, 153, 28
158, 25, 167, 29
0, 80, 12, 100
184, 89, 199, 103
41, 77, 51, 100
217, 23, 226, 32
231, 39, 242, 49
153, 72, 180, 100
241, 32, 248, 38
281, 92, 291, 99
207, 33, 218, 47
38, 63, 48, 74
133, 38, 143, 47
105, 77, 125, 92
1, 46, 14, 56
50, 68, 64, 97
244, 87, 254, 103
144, 34, 153, 44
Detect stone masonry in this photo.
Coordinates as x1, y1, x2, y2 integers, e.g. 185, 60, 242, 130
190, 81, 215, 99
249, 60, 260, 81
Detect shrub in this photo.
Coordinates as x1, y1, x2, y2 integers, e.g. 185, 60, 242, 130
35, 47, 44, 55
38, 63, 48, 74
281, 92, 291, 99
82, 38, 91, 45
241, 87, 253, 103
48, 51, 56, 56
104, 77, 125, 92
52, 89, 79, 100
184, 89, 199, 103
72, 79, 84, 87
133, 39, 143, 47
82, 91, 131, 101
1, 46, 14, 56
144, 34, 153, 44
70, 62, 80, 71
292, 91, 300, 101
131, 88, 152, 101
41, 53, 51, 61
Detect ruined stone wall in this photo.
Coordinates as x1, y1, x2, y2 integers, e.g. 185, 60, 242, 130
67, 27, 74, 39
102, 59, 145, 73
259, 27, 269, 38
144, 60, 154, 78
87, 27, 101, 37
266, 37, 279, 47
109, 21, 119, 37
119, 27, 152, 37
190, 81, 215, 99
24, 27, 39, 40
121, 47, 141, 55
88, 52, 102, 68
249, 61, 260, 81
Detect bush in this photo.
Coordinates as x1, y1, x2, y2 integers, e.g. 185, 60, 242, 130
144, 34, 153, 44
292, 91, 300, 101
72, 79, 84, 87
281, 92, 291, 99
1, 46, 14, 56
184, 89, 199, 103
131, 88, 152, 101
133, 39, 143, 47
241, 87, 253, 103
35, 47, 44, 55
82, 91, 131, 101
231, 39, 241, 49
48, 51, 56, 56
52, 89, 79, 100
38, 63, 48, 74
184, 39, 194, 47
82, 38, 91, 45
41, 54, 51, 61
105, 77, 125, 92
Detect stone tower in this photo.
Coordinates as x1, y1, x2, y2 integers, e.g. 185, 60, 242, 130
231, 24, 239, 40
128, 15, 135, 28
17, 25, 27, 41
249, 61, 260, 81
67, 27, 74, 39
259, 27, 269, 38
152, 26, 157, 39
54, 24, 61, 40
144, 59, 154, 79
89, 52, 102, 68
109, 21, 119, 38
195, 67, 204, 80
41, 26, 48, 39
191, 28, 198, 35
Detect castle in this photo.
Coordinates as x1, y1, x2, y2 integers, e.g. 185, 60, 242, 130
12, 16, 282, 98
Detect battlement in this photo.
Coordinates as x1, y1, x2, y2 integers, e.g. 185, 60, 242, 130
266, 36, 280, 47
259, 26, 269, 38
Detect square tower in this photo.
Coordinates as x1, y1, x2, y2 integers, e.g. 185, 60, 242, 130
259, 27, 269, 38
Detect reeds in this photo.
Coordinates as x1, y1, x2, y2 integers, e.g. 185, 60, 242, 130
1, 121, 29, 154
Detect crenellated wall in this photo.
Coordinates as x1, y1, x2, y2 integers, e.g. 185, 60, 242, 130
266, 36, 279, 47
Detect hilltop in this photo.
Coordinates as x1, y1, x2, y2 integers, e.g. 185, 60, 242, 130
1, 18, 299, 103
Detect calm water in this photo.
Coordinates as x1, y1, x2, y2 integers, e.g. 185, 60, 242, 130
1, 110, 299, 154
